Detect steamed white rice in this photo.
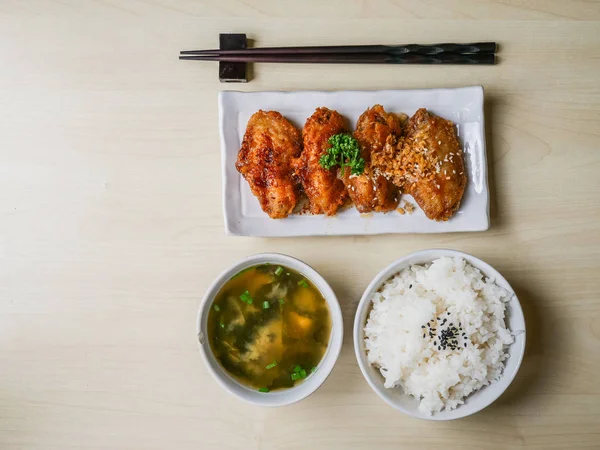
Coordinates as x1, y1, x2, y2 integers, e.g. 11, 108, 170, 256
364, 257, 514, 415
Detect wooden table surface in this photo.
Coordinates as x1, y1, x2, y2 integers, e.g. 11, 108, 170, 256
2, 1, 600, 449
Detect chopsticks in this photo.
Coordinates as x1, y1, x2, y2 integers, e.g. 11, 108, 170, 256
179, 42, 497, 65
180, 53, 495, 65
181, 42, 496, 56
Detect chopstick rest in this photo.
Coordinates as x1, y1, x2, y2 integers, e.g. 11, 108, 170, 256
219, 33, 248, 83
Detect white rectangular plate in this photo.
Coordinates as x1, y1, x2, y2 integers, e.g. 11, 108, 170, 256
219, 86, 489, 237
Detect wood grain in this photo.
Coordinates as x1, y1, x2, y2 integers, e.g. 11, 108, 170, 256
0, 1, 599, 449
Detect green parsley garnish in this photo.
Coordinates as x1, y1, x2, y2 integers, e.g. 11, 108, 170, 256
298, 279, 309, 288
263, 300, 270, 309
266, 360, 277, 370
213, 304, 220, 312
319, 133, 365, 176
240, 290, 253, 304
274, 266, 284, 276
278, 298, 285, 305
291, 373, 301, 381
293, 365, 302, 373
310, 366, 317, 373
219, 320, 225, 329
258, 387, 269, 393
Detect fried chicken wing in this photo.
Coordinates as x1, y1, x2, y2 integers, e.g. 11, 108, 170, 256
236, 110, 302, 219
295, 107, 348, 215
343, 105, 403, 213
372, 108, 466, 221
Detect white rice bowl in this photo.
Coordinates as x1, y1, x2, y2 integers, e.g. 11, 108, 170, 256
364, 257, 514, 415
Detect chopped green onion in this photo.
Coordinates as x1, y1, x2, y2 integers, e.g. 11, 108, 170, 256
293, 365, 302, 373
213, 304, 220, 312
263, 300, 270, 309
278, 298, 285, 305
219, 321, 225, 329
299, 369, 307, 379
258, 387, 269, 393
291, 373, 301, 381
274, 266, 284, 276
298, 279, 309, 288
240, 290, 253, 304
310, 366, 317, 373
266, 360, 277, 370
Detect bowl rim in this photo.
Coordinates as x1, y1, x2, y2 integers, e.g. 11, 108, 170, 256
353, 248, 526, 420
197, 252, 344, 407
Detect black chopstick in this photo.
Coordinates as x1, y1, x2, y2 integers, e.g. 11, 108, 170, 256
180, 42, 496, 56
179, 53, 495, 65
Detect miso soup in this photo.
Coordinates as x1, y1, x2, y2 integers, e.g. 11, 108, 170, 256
207, 264, 332, 392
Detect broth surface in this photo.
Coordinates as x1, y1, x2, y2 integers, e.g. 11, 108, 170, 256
207, 264, 331, 391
